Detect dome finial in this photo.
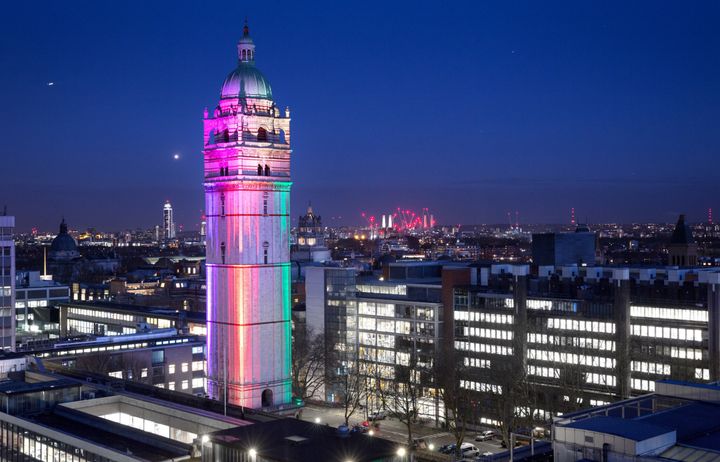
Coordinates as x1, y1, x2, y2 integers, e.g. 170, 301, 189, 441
243, 17, 249, 37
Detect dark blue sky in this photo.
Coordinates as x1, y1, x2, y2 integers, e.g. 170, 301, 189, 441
1, 1, 719, 231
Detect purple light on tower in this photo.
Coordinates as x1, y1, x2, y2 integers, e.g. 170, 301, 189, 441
204, 22, 292, 409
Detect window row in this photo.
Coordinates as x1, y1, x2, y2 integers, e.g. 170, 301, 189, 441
455, 311, 514, 324
631, 324, 703, 342
548, 318, 616, 334
527, 365, 559, 379
631, 306, 708, 323
460, 379, 503, 394
631, 361, 670, 376
586, 373, 616, 387
631, 378, 656, 392
463, 327, 513, 341
527, 333, 615, 351
464, 357, 491, 369
527, 349, 616, 369
695, 368, 710, 380
455, 341, 513, 356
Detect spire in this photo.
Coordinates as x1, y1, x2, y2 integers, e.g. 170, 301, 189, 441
237, 19, 256, 64
307, 202, 313, 216
59, 218, 68, 235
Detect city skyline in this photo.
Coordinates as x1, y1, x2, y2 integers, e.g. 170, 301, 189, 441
2, 1, 719, 230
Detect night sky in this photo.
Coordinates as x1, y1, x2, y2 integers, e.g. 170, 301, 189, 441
1, 1, 719, 232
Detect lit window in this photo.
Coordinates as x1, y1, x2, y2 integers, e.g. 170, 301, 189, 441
168, 364, 176, 374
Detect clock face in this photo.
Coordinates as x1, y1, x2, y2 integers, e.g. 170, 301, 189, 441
298, 237, 305, 245
307, 238, 316, 246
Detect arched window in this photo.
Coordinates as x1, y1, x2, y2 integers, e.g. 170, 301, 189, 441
220, 193, 225, 217
263, 241, 269, 265
257, 164, 263, 176
220, 242, 226, 264
279, 129, 287, 144
257, 127, 267, 142
208, 129, 217, 145
264, 164, 271, 176
222, 129, 229, 142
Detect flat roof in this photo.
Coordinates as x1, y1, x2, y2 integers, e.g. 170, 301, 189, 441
209, 418, 399, 462
564, 416, 672, 442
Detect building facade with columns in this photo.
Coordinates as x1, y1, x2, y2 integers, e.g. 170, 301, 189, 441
453, 264, 720, 427
203, 24, 292, 408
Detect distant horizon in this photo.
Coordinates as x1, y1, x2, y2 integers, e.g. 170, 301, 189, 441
2, 1, 719, 231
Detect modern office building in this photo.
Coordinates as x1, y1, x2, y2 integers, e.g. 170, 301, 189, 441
0, 214, 15, 351
37, 328, 207, 396
203, 23, 293, 408
554, 380, 720, 462
532, 225, 596, 266
452, 264, 720, 426
58, 300, 207, 337
305, 261, 469, 421
163, 200, 176, 240
15, 270, 70, 336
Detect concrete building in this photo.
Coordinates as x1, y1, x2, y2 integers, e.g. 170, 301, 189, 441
15, 270, 69, 338
37, 328, 207, 396
532, 225, 596, 266
305, 261, 472, 421
203, 23, 292, 408
554, 380, 720, 462
58, 300, 207, 338
0, 214, 15, 351
452, 264, 720, 427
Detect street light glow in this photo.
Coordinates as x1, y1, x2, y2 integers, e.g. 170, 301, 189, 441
201, 435, 209, 443
249, 448, 257, 457
314, 417, 321, 424
397, 447, 407, 457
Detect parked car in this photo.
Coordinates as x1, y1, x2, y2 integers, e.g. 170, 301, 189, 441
475, 430, 497, 441
459, 443, 480, 458
368, 410, 388, 420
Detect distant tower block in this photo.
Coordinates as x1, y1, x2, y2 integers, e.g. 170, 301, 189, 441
203, 23, 292, 409
163, 201, 175, 239
709, 208, 713, 225
381, 214, 386, 229
571, 207, 576, 226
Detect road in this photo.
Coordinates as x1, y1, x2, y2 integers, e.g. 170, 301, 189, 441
298, 403, 506, 457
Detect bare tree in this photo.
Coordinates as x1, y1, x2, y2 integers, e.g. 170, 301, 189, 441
377, 358, 424, 448
291, 328, 326, 402
436, 353, 473, 460
332, 362, 368, 427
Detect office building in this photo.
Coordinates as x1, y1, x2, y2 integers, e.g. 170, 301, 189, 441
15, 270, 69, 337
532, 224, 596, 266
0, 214, 15, 351
203, 23, 292, 408
452, 264, 720, 426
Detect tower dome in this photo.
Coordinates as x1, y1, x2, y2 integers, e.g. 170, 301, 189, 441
220, 22, 273, 100
49, 219, 80, 260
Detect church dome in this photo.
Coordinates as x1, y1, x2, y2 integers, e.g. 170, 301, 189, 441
220, 64, 273, 100
220, 22, 273, 101
50, 219, 78, 253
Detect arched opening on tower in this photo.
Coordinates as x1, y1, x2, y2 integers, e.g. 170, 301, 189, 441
264, 164, 271, 176
257, 164, 263, 175
279, 129, 286, 144
222, 129, 230, 142
261, 388, 273, 407
257, 127, 268, 142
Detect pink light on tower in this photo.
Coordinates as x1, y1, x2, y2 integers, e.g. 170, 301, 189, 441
204, 22, 292, 409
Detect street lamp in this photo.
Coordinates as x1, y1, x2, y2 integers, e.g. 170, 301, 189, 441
314, 417, 321, 424
397, 447, 407, 457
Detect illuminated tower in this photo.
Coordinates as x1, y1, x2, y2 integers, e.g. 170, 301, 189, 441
163, 201, 175, 239
203, 23, 292, 408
